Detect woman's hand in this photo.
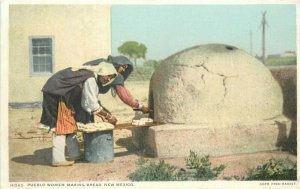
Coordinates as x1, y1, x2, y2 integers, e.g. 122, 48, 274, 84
106, 114, 118, 125
141, 106, 150, 114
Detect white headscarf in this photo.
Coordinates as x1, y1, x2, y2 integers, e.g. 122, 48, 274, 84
72, 61, 118, 86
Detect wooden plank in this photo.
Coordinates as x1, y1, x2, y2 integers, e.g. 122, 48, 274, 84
114, 122, 165, 130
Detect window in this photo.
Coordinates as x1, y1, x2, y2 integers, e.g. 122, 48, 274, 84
30, 37, 54, 74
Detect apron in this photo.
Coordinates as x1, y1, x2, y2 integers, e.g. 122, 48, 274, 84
55, 100, 77, 135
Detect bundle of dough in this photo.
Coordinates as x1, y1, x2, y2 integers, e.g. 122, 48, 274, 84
132, 118, 153, 126
77, 122, 114, 133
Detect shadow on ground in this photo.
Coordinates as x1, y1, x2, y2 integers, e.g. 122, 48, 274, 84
115, 137, 142, 157
286, 119, 297, 155
11, 147, 52, 166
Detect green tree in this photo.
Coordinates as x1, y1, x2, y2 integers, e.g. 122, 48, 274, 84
118, 41, 147, 66
144, 59, 161, 69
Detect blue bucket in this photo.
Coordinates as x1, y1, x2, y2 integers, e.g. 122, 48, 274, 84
83, 130, 114, 163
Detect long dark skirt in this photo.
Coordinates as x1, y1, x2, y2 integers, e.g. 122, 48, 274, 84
40, 92, 94, 129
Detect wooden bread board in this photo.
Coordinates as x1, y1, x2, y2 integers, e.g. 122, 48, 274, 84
114, 122, 165, 130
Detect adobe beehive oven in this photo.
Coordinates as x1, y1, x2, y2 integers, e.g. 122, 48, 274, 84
149, 44, 283, 123
133, 44, 291, 157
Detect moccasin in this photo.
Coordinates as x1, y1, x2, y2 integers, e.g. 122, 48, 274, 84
52, 160, 74, 167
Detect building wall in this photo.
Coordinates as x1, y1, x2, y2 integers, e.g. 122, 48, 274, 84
281, 51, 296, 57
9, 4, 111, 103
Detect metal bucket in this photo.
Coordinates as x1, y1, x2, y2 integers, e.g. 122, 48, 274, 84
83, 130, 114, 163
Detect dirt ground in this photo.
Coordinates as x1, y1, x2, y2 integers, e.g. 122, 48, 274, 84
8, 81, 297, 182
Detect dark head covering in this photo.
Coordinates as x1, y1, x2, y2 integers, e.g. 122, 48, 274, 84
82, 55, 134, 94
106, 55, 133, 81
83, 55, 134, 81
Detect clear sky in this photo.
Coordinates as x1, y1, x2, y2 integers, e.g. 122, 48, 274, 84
111, 4, 296, 61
